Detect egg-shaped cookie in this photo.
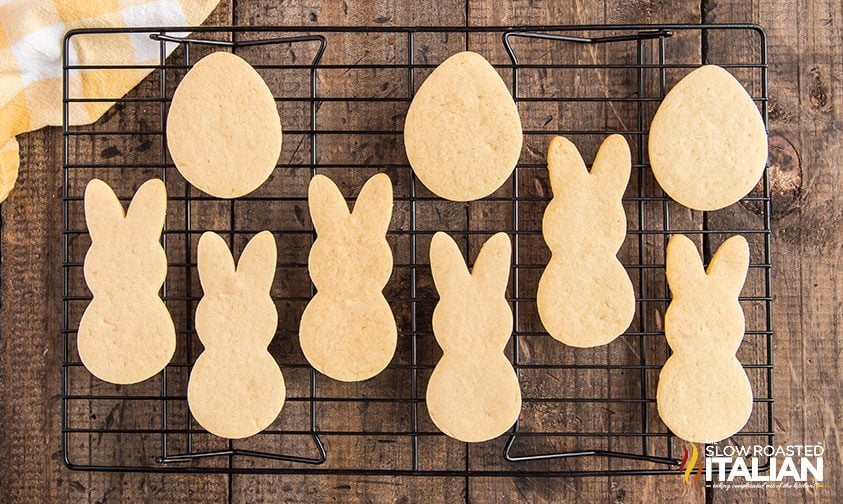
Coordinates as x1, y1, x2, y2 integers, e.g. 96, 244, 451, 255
648, 65, 767, 211
167, 52, 282, 198
404, 51, 523, 201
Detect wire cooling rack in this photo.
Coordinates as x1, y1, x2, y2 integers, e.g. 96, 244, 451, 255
61, 25, 773, 477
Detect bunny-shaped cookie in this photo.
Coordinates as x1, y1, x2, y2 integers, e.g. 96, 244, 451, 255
299, 173, 397, 382
187, 231, 285, 439
657, 234, 753, 443
426, 232, 521, 442
77, 178, 175, 384
537, 135, 635, 347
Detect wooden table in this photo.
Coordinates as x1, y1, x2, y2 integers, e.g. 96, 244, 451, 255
1, 0, 839, 502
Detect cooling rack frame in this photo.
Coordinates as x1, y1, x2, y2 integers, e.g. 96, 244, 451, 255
61, 24, 774, 477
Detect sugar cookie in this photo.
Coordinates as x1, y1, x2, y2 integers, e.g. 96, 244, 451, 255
77, 178, 175, 384
188, 231, 285, 439
657, 234, 753, 443
167, 52, 282, 198
404, 51, 523, 201
537, 135, 635, 347
649, 65, 768, 211
299, 173, 397, 382
426, 232, 521, 442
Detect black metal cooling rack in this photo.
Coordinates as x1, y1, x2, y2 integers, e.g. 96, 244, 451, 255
61, 24, 774, 477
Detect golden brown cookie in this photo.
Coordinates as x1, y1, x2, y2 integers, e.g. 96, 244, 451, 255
657, 234, 753, 443
426, 232, 521, 442
537, 135, 635, 347
404, 51, 523, 201
649, 65, 768, 211
77, 178, 175, 384
167, 52, 282, 198
188, 231, 285, 439
299, 173, 397, 382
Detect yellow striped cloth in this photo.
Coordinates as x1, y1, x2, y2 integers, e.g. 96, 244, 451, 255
0, 0, 220, 202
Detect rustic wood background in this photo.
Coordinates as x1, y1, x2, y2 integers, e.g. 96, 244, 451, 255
1, 0, 840, 502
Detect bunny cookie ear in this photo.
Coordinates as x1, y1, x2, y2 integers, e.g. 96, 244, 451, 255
197, 232, 236, 293
546, 136, 587, 194
666, 234, 707, 291
308, 174, 350, 234
351, 173, 393, 235
236, 231, 277, 293
471, 232, 511, 296
590, 134, 631, 198
430, 232, 471, 296
85, 179, 126, 240
706, 235, 750, 296
125, 179, 167, 241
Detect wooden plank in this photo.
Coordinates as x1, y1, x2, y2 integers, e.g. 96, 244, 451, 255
703, 0, 843, 502
468, 0, 706, 502
232, 475, 464, 503
228, 1, 471, 501
700, 15, 775, 504
234, 0, 466, 26
473, 1, 608, 484
0, 128, 63, 503
0, 3, 235, 503
63, 2, 235, 500
1, 1, 841, 503
600, 9, 705, 504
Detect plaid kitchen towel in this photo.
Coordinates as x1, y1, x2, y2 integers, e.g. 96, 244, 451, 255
0, 0, 221, 202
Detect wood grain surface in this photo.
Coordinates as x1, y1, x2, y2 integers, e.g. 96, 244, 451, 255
1, 0, 840, 502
